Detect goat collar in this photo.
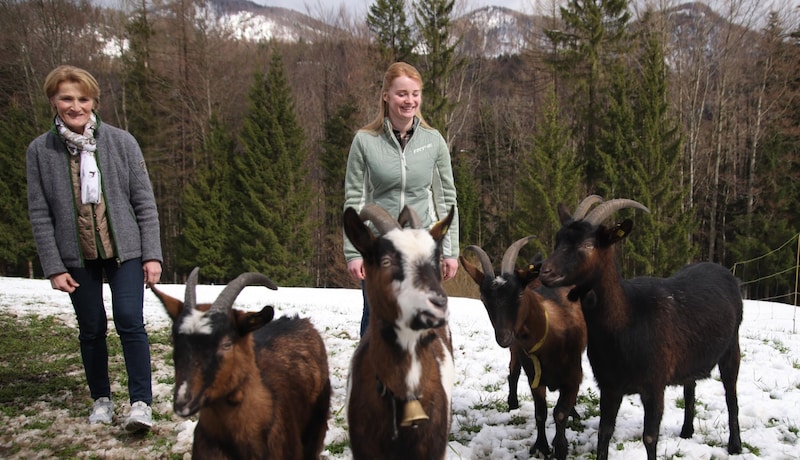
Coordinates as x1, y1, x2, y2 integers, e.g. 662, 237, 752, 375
376, 377, 429, 439
525, 309, 550, 389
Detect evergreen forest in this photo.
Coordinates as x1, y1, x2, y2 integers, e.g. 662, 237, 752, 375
1, 0, 798, 304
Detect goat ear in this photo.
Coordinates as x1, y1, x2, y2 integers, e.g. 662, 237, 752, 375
459, 255, 484, 285
343, 207, 375, 256
601, 219, 634, 245
234, 306, 275, 335
557, 203, 572, 224
430, 205, 456, 241
149, 284, 183, 321
517, 263, 540, 286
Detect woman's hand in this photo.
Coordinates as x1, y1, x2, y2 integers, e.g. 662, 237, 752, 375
143, 260, 162, 285
347, 259, 365, 280
50, 272, 79, 293
442, 258, 458, 281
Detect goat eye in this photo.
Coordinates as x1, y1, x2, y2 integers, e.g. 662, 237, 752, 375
381, 256, 392, 268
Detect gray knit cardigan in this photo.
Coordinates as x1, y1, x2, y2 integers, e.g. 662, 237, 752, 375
27, 120, 163, 278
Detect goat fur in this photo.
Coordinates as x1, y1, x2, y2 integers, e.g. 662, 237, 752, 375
150, 270, 331, 460
461, 239, 587, 459
539, 197, 742, 460
343, 204, 455, 460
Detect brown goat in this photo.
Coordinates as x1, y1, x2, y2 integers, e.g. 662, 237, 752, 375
539, 196, 742, 460
343, 203, 455, 460
461, 237, 587, 460
150, 268, 331, 460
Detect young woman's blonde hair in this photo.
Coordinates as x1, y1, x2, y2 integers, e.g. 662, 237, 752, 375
43, 65, 100, 111
362, 62, 431, 134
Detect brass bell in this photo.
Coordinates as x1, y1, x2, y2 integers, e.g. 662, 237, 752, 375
400, 399, 429, 427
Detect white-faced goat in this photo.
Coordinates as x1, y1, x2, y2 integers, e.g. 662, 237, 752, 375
460, 237, 587, 460
150, 268, 331, 460
343, 203, 455, 460
538, 196, 743, 460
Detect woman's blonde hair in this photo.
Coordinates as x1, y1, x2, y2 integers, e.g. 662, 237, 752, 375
362, 62, 430, 134
43, 65, 100, 111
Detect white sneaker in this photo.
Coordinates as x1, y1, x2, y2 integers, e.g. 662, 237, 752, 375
123, 401, 153, 432
89, 397, 113, 424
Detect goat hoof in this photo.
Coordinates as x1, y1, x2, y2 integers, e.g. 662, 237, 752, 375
529, 442, 551, 458
508, 398, 519, 410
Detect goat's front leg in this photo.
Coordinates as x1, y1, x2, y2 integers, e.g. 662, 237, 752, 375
507, 350, 521, 410
641, 389, 665, 460
550, 386, 579, 460
596, 388, 623, 460
680, 381, 696, 438
529, 385, 551, 457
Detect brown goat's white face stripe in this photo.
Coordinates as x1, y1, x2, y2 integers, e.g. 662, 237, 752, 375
179, 309, 214, 335
386, 228, 448, 342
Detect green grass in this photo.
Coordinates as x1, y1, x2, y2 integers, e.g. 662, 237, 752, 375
0, 311, 350, 459
0, 311, 187, 458
0, 314, 85, 413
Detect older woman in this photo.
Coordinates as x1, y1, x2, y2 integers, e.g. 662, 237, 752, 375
26, 65, 162, 432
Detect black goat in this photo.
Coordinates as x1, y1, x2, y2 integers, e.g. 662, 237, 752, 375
460, 237, 586, 460
151, 268, 331, 459
538, 196, 742, 460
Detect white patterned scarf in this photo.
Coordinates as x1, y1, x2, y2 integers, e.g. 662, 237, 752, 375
56, 113, 101, 204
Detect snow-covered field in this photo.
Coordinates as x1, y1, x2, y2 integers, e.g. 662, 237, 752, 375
1, 276, 799, 459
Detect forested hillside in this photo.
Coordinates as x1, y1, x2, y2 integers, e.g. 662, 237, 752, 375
1, 0, 797, 303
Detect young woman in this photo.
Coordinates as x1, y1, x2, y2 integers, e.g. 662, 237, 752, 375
343, 62, 460, 336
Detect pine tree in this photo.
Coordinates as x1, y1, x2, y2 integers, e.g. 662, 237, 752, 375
631, 22, 695, 277
544, 0, 631, 190
367, 0, 414, 66
122, 4, 180, 273
452, 149, 478, 254
319, 98, 359, 287
177, 115, 234, 283
232, 52, 312, 286
600, 17, 694, 278
413, 0, 464, 137
515, 89, 582, 257
0, 98, 41, 276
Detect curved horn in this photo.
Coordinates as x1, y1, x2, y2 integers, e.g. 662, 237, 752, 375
397, 205, 422, 229
584, 198, 650, 226
184, 266, 200, 311
572, 195, 604, 220
210, 272, 278, 313
500, 236, 535, 275
359, 203, 401, 235
465, 245, 495, 278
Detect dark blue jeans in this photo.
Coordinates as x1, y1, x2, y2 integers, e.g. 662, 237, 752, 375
360, 280, 369, 337
68, 258, 152, 405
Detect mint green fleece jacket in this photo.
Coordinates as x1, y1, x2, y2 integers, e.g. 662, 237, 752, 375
343, 117, 459, 262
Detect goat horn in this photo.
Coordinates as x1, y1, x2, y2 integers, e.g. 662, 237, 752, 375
359, 203, 400, 235
397, 205, 422, 229
572, 195, 605, 220
584, 198, 651, 226
185, 266, 200, 311
500, 236, 535, 275
465, 245, 495, 278
210, 272, 278, 313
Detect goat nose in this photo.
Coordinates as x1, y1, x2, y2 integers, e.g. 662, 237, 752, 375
496, 330, 513, 348
430, 293, 447, 310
